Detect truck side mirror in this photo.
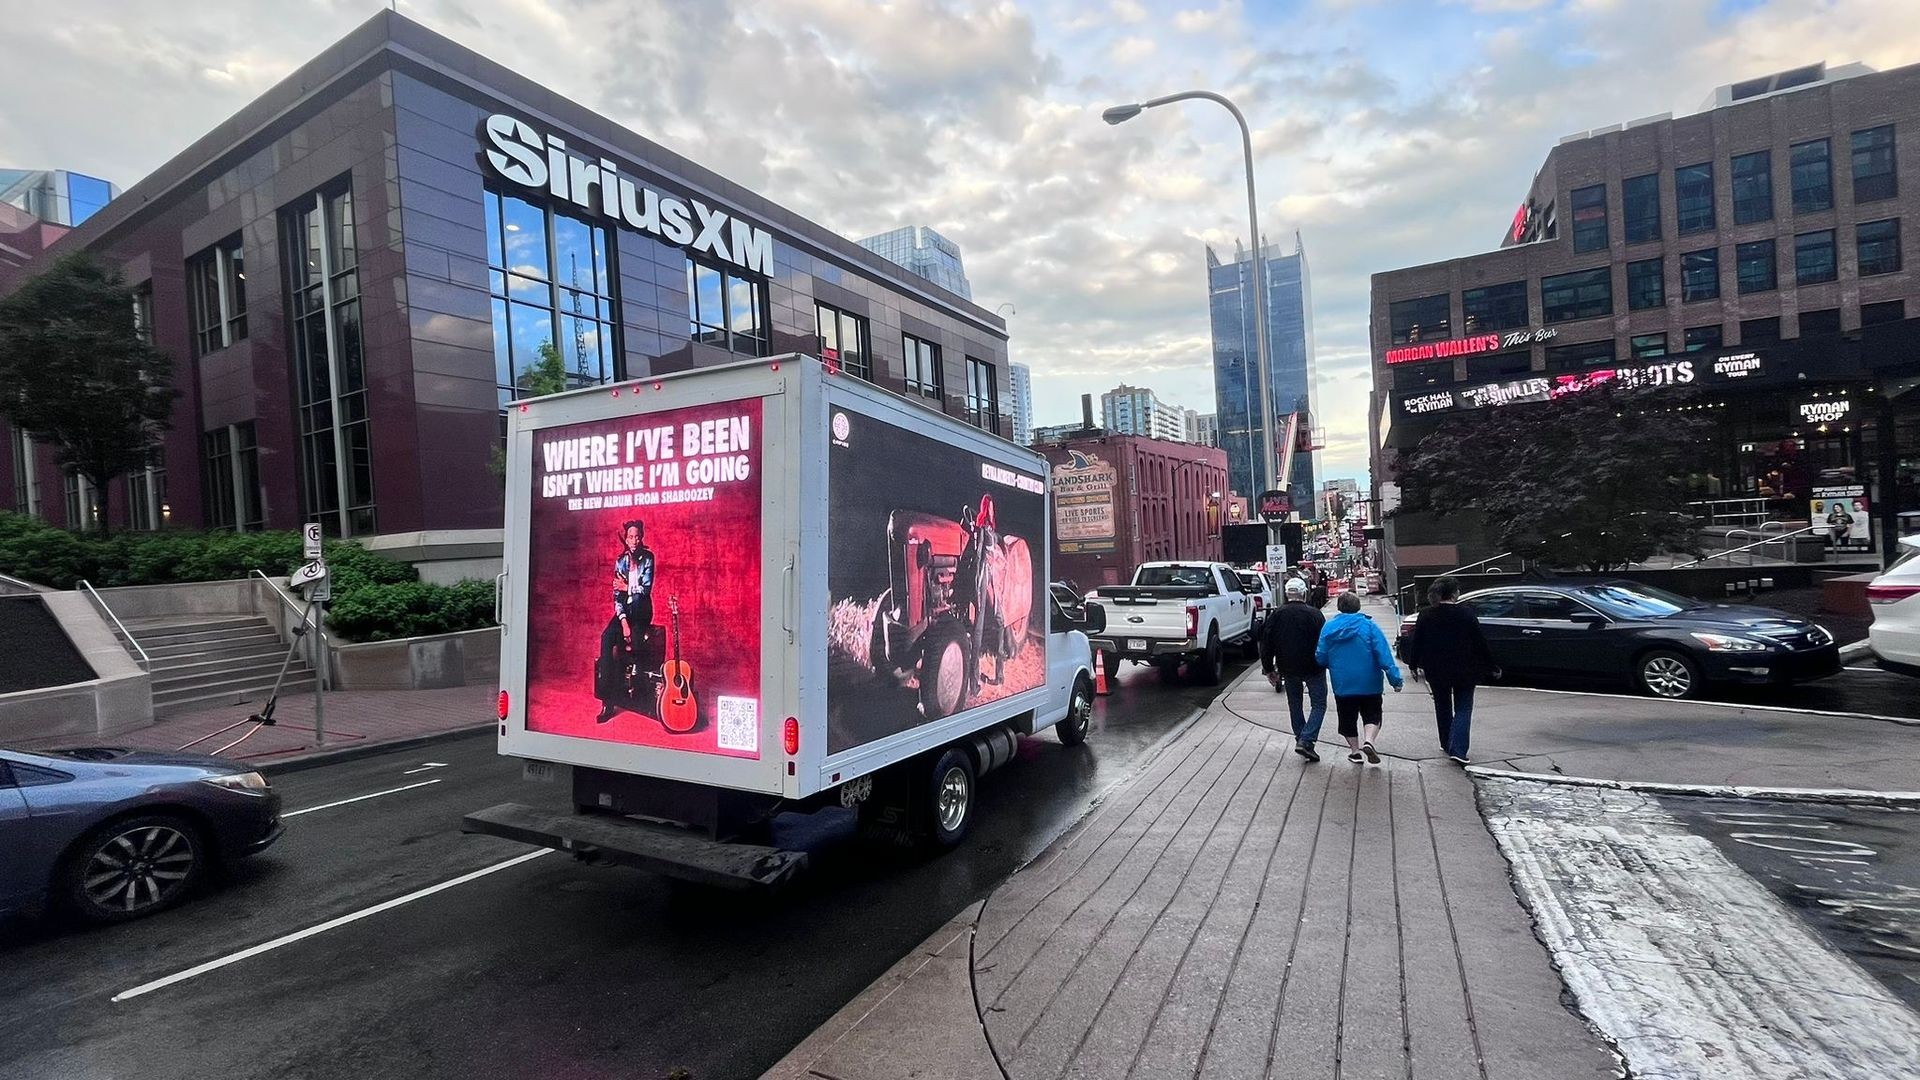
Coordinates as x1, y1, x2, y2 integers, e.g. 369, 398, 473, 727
1082, 604, 1106, 635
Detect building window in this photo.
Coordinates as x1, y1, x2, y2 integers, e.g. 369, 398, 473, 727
187, 235, 246, 358
282, 180, 373, 537
1675, 162, 1714, 234
1735, 240, 1777, 294
904, 334, 943, 400
1790, 139, 1833, 213
126, 448, 167, 531
686, 256, 766, 357
1794, 230, 1837, 284
1863, 300, 1905, 326
1461, 280, 1528, 333
1540, 267, 1611, 322
1625, 258, 1664, 311
1681, 249, 1719, 302
1731, 150, 1772, 225
1630, 333, 1668, 359
1740, 317, 1781, 345
483, 189, 620, 403
1393, 360, 1454, 390
202, 423, 264, 532
1545, 340, 1614, 371
1683, 325, 1723, 352
1570, 184, 1607, 253
8, 427, 39, 517
965, 357, 998, 431
62, 469, 97, 531
1798, 309, 1842, 337
1856, 218, 1902, 276
1851, 125, 1897, 203
1388, 293, 1450, 344
815, 302, 871, 381
1622, 173, 1660, 244
1466, 351, 1531, 378
132, 284, 154, 346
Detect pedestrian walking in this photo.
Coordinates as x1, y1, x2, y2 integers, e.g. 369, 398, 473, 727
1406, 576, 1498, 765
1259, 577, 1327, 762
1314, 592, 1403, 764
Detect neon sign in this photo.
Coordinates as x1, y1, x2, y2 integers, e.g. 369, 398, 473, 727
1384, 334, 1500, 365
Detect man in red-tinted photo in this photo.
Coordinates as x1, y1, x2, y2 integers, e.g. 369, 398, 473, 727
596, 519, 655, 723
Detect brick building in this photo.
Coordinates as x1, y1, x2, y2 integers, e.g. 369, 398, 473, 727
1039, 434, 1229, 590
1371, 60, 1920, 586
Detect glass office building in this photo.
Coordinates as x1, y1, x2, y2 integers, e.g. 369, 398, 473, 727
1207, 238, 1320, 513
856, 225, 974, 300
0, 169, 118, 227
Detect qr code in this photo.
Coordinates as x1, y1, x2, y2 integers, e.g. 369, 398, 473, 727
715, 696, 759, 753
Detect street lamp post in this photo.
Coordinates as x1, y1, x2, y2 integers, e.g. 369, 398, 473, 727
1103, 92, 1278, 506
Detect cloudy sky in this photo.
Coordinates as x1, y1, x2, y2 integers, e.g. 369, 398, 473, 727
5, 0, 1919, 483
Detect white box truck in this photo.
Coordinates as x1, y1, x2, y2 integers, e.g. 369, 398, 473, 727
465, 355, 1103, 888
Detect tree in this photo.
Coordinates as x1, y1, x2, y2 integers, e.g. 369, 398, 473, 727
487, 341, 572, 480
1392, 384, 1709, 572
0, 254, 175, 535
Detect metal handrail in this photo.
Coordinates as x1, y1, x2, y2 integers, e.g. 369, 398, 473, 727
250, 570, 317, 629
76, 580, 152, 670
251, 570, 327, 691
0, 570, 43, 594
1674, 525, 1822, 569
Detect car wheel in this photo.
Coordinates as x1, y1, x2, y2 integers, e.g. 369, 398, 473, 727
1197, 630, 1224, 686
1056, 675, 1095, 746
917, 746, 977, 849
63, 813, 205, 924
918, 626, 970, 719
1636, 649, 1701, 699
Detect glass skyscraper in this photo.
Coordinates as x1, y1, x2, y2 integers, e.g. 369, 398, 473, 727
1207, 238, 1319, 515
855, 225, 973, 299
0, 169, 118, 227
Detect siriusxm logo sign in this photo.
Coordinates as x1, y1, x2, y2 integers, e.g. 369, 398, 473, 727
483, 114, 772, 275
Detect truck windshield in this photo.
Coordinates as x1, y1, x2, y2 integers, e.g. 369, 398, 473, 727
1136, 565, 1212, 588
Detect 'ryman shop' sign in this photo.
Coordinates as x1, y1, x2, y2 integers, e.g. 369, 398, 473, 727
483, 114, 773, 275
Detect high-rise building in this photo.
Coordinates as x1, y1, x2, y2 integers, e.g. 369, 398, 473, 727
1101, 384, 1191, 442
0, 168, 119, 227
1208, 236, 1320, 513
1009, 362, 1033, 446
855, 224, 973, 299
1189, 412, 1220, 447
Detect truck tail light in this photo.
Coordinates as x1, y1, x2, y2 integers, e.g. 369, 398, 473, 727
497, 691, 510, 719
784, 717, 799, 756
1253, 596, 1264, 612
1867, 583, 1920, 605
1186, 605, 1199, 639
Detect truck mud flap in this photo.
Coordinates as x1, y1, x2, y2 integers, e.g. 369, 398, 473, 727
462, 803, 808, 890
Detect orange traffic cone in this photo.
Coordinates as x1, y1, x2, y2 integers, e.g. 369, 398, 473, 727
1094, 649, 1111, 696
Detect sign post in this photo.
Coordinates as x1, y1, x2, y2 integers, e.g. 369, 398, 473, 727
301, 522, 327, 746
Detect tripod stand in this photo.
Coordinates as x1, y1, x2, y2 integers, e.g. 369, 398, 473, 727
177, 591, 328, 756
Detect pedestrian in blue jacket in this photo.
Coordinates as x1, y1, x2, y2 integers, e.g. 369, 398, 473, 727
1314, 593, 1404, 764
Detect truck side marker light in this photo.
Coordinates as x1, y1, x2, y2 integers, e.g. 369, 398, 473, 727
497, 691, 510, 719
784, 717, 800, 756
653, 381, 663, 391
770, 361, 780, 371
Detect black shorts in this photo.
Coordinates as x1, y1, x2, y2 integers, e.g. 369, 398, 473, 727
1335, 695, 1383, 738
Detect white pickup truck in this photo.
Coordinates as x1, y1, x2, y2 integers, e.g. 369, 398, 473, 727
1086, 561, 1257, 686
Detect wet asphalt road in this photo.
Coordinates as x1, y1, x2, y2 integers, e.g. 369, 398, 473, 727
1664, 796, 1920, 1010
0, 657, 1246, 1080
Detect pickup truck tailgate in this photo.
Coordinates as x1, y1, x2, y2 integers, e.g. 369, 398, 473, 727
463, 803, 808, 890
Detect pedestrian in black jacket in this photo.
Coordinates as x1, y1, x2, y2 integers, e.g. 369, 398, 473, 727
1259, 577, 1328, 762
1406, 576, 1498, 764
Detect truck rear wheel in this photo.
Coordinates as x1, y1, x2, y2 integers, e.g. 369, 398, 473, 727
916, 746, 977, 849
918, 626, 970, 719
1195, 630, 1223, 686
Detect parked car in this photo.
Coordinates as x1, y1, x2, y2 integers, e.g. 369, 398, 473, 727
1395, 580, 1840, 699
1867, 535, 1920, 674
1, 746, 282, 924
1086, 561, 1257, 686
1236, 570, 1278, 631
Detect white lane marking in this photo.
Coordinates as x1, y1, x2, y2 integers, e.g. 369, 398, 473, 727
282, 779, 444, 817
1487, 683, 1920, 726
1844, 666, 1907, 675
112, 849, 551, 1003
1481, 778, 1920, 1079
402, 762, 449, 775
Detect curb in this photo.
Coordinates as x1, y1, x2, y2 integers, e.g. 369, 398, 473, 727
1839, 639, 1875, 663
256, 723, 494, 776
1467, 764, 1920, 808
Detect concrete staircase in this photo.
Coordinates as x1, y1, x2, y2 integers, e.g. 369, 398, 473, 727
123, 615, 315, 718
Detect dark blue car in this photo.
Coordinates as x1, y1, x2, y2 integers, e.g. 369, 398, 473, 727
1, 746, 283, 923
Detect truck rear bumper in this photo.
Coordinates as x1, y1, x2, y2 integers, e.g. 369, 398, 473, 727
462, 803, 809, 890
1088, 636, 1196, 661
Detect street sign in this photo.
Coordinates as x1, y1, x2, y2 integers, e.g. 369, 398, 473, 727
1265, 543, 1287, 571
1258, 490, 1290, 521
308, 575, 332, 602
291, 560, 329, 590
303, 522, 324, 560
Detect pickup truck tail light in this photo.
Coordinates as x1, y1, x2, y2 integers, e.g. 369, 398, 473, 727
1186, 604, 1199, 639
1867, 583, 1920, 605
1253, 596, 1264, 612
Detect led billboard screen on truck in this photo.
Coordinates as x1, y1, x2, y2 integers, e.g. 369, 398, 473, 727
523, 398, 764, 759
824, 406, 1047, 754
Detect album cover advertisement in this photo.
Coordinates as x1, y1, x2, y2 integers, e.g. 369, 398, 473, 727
825, 407, 1047, 754
523, 398, 764, 758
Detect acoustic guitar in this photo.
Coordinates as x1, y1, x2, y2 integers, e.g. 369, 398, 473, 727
658, 596, 698, 733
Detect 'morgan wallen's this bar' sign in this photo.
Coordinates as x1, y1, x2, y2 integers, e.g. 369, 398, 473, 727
483, 114, 773, 275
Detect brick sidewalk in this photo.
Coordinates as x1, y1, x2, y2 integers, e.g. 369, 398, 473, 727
48, 684, 495, 770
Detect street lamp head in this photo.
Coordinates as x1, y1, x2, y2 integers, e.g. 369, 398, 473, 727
1101, 103, 1143, 125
